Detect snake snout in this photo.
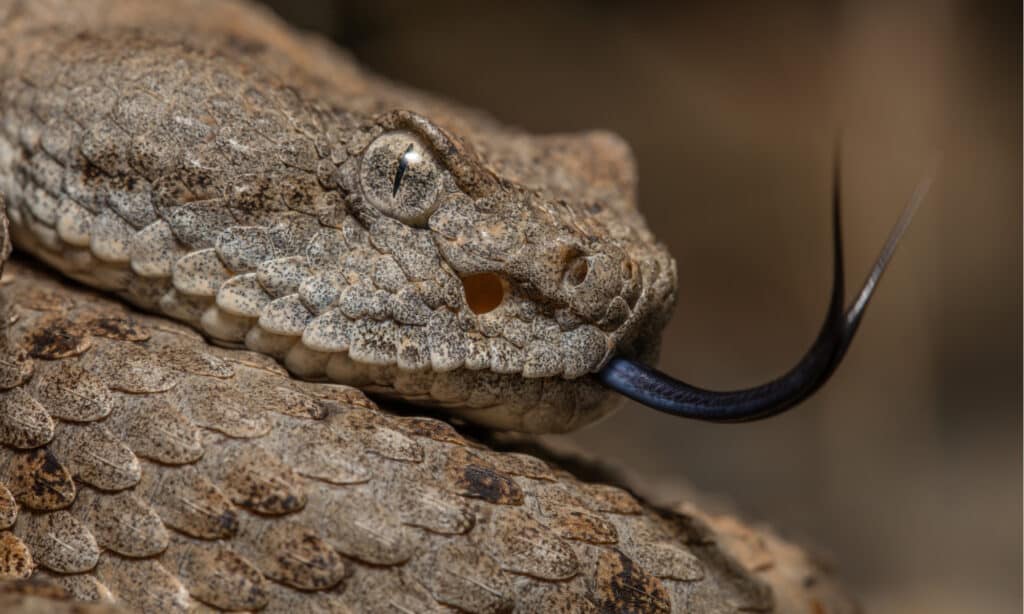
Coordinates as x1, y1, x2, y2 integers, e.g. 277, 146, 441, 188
560, 247, 641, 331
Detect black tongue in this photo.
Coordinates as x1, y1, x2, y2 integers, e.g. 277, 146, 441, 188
598, 156, 935, 423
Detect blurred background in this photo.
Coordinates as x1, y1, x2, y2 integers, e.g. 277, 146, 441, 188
259, 1, 1020, 612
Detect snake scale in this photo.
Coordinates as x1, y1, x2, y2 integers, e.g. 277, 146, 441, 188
0, 0, 856, 611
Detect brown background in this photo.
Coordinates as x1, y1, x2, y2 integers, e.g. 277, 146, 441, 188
259, 2, 1021, 612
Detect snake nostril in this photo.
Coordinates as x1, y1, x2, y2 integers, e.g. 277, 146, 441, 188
563, 257, 590, 287
461, 272, 506, 314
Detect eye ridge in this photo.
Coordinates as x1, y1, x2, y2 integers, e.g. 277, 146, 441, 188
392, 143, 416, 197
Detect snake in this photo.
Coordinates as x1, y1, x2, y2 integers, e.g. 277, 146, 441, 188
0, 1, 920, 610
0, 232, 858, 611
0, 0, 927, 434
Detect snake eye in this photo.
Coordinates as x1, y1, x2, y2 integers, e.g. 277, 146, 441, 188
360, 131, 445, 226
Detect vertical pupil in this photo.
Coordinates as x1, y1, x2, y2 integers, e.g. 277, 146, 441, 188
392, 143, 416, 197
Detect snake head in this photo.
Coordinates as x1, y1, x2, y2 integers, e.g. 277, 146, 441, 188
0, 25, 921, 433
336, 111, 926, 429
329, 110, 676, 430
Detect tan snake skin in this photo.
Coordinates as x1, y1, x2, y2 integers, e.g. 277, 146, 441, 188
0, 245, 853, 612
0, 0, 676, 433
0, 1, 857, 611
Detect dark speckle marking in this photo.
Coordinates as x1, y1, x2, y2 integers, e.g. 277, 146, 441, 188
82, 315, 150, 341
452, 464, 524, 505
216, 510, 239, 536
0, 532, 33, 579
232, 483, 304, 516
266, 529, 347, 590
24, 318, 90, 359
594, 549, 671, 614
8, 448, 75, 511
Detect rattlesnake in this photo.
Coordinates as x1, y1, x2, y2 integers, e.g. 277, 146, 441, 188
0, 0, 676, 434
0, 0, 860, 611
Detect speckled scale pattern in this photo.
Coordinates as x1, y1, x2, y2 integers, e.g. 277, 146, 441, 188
0, 2, 858, 611
0, 260, 855, 613
0, 0, 679, 433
